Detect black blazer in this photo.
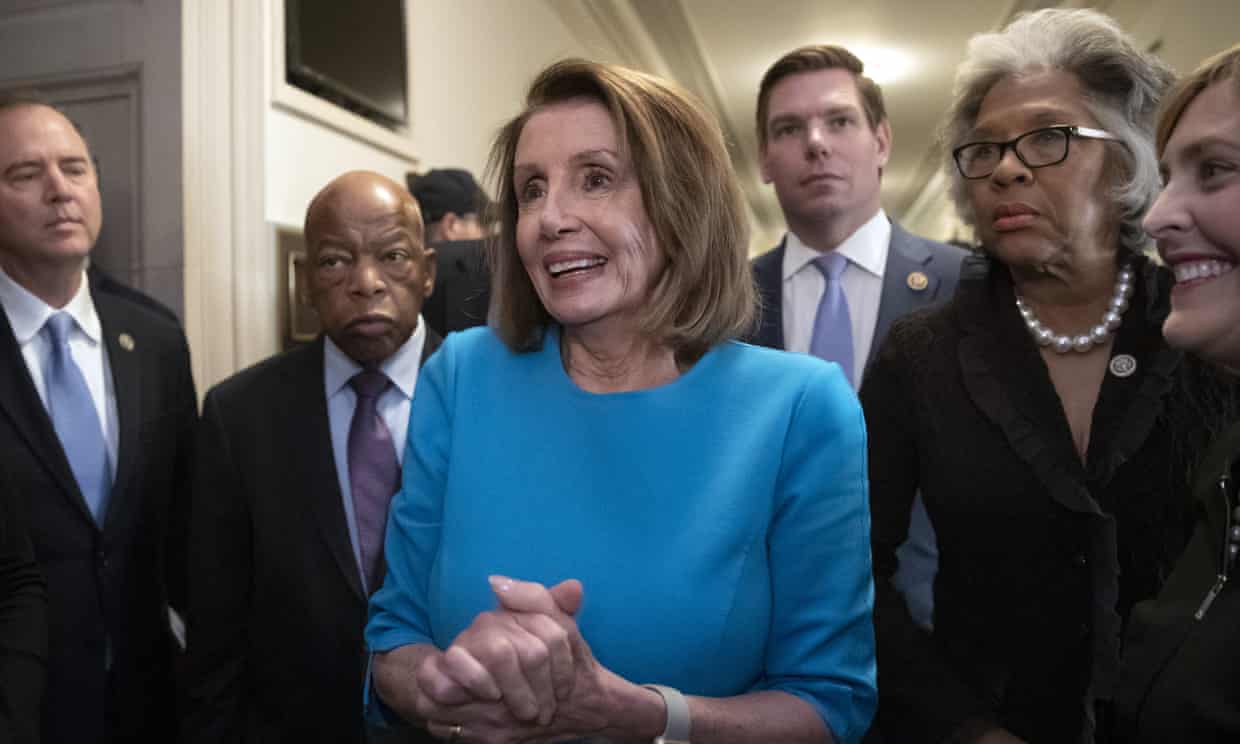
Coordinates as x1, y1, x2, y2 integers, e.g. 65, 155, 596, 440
1116, 419, 1240, 743
860, 256, 1228, 743
182, 331, 440, 744
422, 239, 489, 338
0, 467, 46, 744
748, 221, 967, 372
0, 283, 196, 744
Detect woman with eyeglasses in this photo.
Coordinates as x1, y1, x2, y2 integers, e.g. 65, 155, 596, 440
1114, 44, 1240, 744
860, 9, 1237, 744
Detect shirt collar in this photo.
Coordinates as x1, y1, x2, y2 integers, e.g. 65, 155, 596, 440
782, 209, 891, 282
323, 314, 427, 400
0, 266, 101, 345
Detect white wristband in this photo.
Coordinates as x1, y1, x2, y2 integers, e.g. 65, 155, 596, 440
643, 684, 691, 744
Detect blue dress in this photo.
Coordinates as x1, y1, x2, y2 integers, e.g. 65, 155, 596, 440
366, 327, 876, 742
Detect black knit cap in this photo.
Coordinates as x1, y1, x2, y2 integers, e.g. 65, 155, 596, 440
406, 168, 492, 224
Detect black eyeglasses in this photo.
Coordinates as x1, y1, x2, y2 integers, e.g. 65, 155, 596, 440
952, 125, 1120, 180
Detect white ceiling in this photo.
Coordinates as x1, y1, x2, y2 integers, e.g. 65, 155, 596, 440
550, 0, 1239, 249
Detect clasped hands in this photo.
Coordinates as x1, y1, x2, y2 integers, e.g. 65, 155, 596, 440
412, 576, 617, 743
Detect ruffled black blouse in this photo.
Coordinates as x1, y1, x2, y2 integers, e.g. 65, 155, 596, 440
861, 254, 1230, 743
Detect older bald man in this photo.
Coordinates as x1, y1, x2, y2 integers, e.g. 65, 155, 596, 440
182, 172, 439, 744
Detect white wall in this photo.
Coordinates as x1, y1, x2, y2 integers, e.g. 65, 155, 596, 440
408, 0, 615, 180
265, 0, 615, 229
184, 0, 617, 390
265, 106, 415, 228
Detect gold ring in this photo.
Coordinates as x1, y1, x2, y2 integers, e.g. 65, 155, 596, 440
447, 723, 463, 742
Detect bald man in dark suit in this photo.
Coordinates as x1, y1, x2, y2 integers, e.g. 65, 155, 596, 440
183, 172, 438, 744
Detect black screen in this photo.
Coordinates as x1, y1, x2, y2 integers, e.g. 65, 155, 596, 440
286, 0, 409, 128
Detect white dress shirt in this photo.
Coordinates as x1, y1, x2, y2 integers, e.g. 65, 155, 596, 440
780, 209, 891, 387
0, 267, 119, 480
324, 317, 426, 591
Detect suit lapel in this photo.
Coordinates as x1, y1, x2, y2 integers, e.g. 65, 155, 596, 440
870, 224, 942, 368
0, 305, 96, 525
94, 291, 143, 532
291, 339, 366, 601
751, 240, 785, 349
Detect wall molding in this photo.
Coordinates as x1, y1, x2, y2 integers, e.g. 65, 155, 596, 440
182, 0, 272, 393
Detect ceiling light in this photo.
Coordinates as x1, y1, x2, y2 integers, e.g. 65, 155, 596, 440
850, 45, 915, 85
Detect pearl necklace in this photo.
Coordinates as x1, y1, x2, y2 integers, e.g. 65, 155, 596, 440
1015, 264, 1135, 354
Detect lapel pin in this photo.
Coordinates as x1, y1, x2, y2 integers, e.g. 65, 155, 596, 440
1109, 354, 1137, 378
118, 333, 135, 352
906, 271, 929, 292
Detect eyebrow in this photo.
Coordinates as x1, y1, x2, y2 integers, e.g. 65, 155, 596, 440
513, 148, 620, 180
3, 159, 43, 177
372, 230, 415, 247
569, 148, 618, 165
969, 109, 1069, 140
311, 236, 354, 253
3, 155, 91, 177
1180, 136, 1240, 160
769, 104, 859, 127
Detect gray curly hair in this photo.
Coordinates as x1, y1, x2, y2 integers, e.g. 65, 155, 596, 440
941, 8, 1174, 254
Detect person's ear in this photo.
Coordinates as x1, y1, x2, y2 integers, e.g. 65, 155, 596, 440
297, 250, 314, 309
440, 212, 463, 240
875, 119, 893, 169
420, 245, 437, 299
758, 140, 774, 184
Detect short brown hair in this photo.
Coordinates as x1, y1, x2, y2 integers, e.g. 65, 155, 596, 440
756, 45, 887, 149
485, 59, 755, 362
1156, 43, 1240, 156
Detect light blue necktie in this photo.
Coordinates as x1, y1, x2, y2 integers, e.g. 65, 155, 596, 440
42, 312, 111, 524
809, 252, 854, 386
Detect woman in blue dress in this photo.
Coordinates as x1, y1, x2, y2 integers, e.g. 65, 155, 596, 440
367, 59, 875, 744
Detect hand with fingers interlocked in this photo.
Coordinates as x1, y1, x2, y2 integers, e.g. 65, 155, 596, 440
400, 576, 654, 744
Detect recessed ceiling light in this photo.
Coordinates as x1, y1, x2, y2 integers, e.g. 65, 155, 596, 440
850, 45, 915, 85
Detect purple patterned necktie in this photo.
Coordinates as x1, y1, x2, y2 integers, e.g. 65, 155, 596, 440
348, 369, 400, 594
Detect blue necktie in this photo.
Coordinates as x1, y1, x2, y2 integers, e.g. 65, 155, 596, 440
348, 370, 400, 594
809, 252, 854, 386
42, 312, 111, 524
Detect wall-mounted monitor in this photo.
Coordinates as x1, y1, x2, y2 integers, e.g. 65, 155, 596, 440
285, 0, 409, 130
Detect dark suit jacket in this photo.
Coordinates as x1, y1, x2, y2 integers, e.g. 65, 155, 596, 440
182, 331, 441, 744
422, 239, 489, 338
1116, 419, 1240, 743
87, 265, 180, 327
0, 467, 46, 744
0, 282, 197, 744
748, 221, 967, 374
861, 257, 1220, 743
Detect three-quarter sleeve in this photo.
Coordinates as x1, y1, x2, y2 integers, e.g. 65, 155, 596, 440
755, 362, 877, 744
366, 338, 456, 653
861, 328, 991, 742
